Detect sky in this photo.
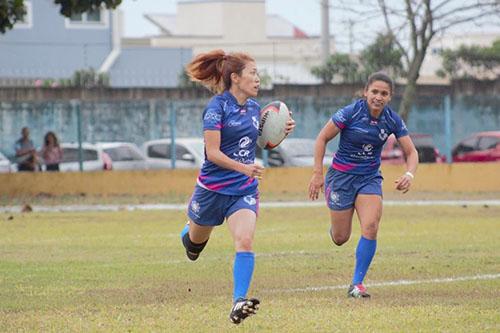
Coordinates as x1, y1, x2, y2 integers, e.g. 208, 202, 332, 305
119, 0, 500, 53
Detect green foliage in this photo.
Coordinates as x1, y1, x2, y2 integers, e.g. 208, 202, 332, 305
53, 0, 122, 17
311, 53, 360, 83
32, 69, 109, 88
0, 0, 122, 33
177, 69, 200, 89
437, 39, 500, 79
311, 33, 403, 84
359, 33, 404, 79
257, 68, 273, 89
71, 68, 109, 88
0, 0, 26, 33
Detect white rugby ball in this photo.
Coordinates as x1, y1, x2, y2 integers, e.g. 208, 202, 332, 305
257, 101, 290, 150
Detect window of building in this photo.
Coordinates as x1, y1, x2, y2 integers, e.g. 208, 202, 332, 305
65, 7, 108, 29
14, 1, 33, 29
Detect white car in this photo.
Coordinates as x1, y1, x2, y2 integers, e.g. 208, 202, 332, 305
257, 138, 333, 167
0, 151, 13, 173
142, 138, 206, 169
95, 142, 167, 171
60, 142, 112, 172
142, 137, 264, 169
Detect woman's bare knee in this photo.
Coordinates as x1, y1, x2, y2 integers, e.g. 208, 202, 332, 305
234, 236, 253, 252
330, 214, 353, 246
332, 233, 350, 246
361, 221, 379, 239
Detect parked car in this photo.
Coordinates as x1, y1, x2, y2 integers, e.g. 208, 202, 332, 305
142, 138, 206, 169
256, 138, 332, 167
0, 151, 13, 173
59, 142, 112, 172
452, 131, 500, 162
382, 133, 446, 164
142, 137, 264, 169
95, 142, 171, 170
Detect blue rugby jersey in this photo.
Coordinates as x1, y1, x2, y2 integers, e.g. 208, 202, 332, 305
197, 90, 260, 195
331, 99, 408, 175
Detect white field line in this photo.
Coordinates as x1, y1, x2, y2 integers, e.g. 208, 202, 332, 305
265, 273, 500, 294
1, 200, 500, 213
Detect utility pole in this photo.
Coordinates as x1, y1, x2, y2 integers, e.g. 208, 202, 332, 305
321, 0, 330, 65
348, 19, 354, 54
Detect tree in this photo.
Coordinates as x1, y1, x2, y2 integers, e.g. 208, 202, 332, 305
359, 33, 404, 80
335, 0, 500, 120
0, 0, 122, 33
311, 53, 360, 83
178, 69, 200, 89
71, 68, 109, 88
379, 0, 500, 120
0, 0, 26, 33
437, 39, 500, 80
311, 33, 403, 84
53, 0, 121, 17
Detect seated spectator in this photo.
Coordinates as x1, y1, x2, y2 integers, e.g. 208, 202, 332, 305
14, 127, 39, 172
40, 131, 63, 172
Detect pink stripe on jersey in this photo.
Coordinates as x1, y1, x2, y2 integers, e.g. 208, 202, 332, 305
336, 122, 346, 129
198, 178, 234, 191
215, 124, 222, 129
332, 161, 355, 172
239, 177, 256, 189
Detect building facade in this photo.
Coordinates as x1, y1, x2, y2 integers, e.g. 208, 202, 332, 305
124, 0, 336, 85
0, 0, 191, 87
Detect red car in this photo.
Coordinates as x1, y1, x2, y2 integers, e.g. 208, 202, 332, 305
452, 131, 500, 162
382, 133, 446, 164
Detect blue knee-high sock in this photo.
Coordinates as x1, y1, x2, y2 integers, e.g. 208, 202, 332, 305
352, 236, 377, 285
180, 223, 189, 239
233, 252, 255, 302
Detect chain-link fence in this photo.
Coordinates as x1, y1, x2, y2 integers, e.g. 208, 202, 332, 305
1, 95, 499, 167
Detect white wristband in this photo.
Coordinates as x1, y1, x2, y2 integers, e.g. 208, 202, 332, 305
405, 171, 414, 179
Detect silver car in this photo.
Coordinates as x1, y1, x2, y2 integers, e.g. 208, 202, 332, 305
95, 142, 172, 171
60, 142, 112, 172
257, 138, 333, 167
141, 138, 206, 169
142, 137, 264, 169
0, 151, 13, 173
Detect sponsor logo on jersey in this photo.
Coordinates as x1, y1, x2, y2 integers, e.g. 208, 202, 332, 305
190, 200, 200, 214
336, 109, 347, 122
401, 119, 408, 131
227, 120, 242, 127
378, 128, 388, 141
330, 191, 340, 205
243, 195, 256, 205
204, 110, 221, 122
233, 136, 253, 163
239, 136, 252, 148
363, 144, 374, 152
252, 116, 259, 130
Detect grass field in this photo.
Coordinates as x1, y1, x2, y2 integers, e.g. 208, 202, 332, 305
1, 205, 499, 332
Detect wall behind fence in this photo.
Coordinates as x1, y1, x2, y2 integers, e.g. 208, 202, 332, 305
1, 83, 499, 158
0, 164, 499, 198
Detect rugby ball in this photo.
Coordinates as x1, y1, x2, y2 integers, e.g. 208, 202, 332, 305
257, 101, 290, 150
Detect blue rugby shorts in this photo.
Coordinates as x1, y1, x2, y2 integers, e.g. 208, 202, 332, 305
187, 186, 259, 226
324, 167, 383, 211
